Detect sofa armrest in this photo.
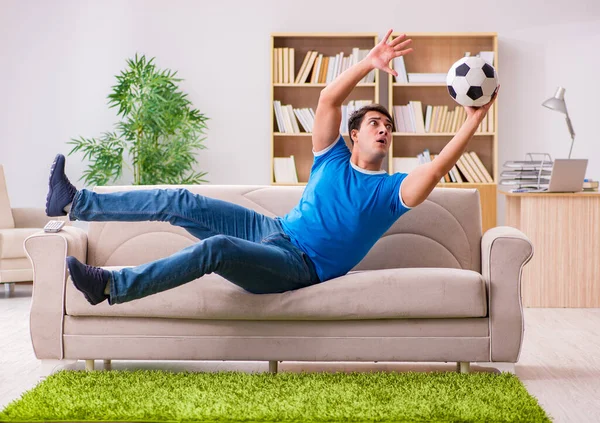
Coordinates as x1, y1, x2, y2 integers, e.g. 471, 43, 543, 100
12, 207, 69, 229
24, 226, 88, 359
481, 226, 533, 362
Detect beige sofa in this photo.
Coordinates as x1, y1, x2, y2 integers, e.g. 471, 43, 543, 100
24, 185, 533, 375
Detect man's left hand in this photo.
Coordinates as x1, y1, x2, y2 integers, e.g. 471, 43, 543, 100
366, 29, 414, 77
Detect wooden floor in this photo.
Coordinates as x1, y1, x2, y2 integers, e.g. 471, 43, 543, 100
2, 283, 600, 422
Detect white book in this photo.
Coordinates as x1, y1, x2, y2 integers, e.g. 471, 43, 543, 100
336, 52, 344, 78
273, 156, 298, 184
326, 56, 335, 83
401, 105, 414, 133
310, 54, 322, 84
288, 155, 299, 183
423, 148, 432, 163
293, 108, 310, 132
407, 73, 447, 83
302, 108, 314, 132
406, 105, 416, 133
409, 101, 426, 133
478, 51, 494, 66
393, 56, 408, 83
273, 101, 285, 132
281, 105, 295, 133
284, 105, 300, 133
424, 105, 433, 133
393, 157, 420, 174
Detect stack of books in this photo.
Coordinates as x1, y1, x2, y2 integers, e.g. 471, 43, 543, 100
499, 160, 553, 190
583, 179, 599, 192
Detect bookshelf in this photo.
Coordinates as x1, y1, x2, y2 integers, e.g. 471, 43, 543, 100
389, 32, 499, 232
270, 32, 498, 231
271, 33, 379, 184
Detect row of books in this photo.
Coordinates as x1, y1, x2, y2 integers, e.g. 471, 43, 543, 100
392, 51, 494, 84
273, 48, 375, 85
394, 149, 493, 183
274, 150, 493, 184
393, 102, 494, 134
273, 100, 372, 134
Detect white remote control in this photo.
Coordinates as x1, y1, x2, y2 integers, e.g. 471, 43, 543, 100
43, 220, 66, 233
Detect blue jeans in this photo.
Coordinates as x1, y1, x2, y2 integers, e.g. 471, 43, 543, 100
69, 188, 320, 304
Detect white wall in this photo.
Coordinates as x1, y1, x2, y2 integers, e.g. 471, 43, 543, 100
1, 0, 599, 224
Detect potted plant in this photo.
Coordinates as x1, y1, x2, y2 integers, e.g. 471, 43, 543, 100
69, 54, 208, 186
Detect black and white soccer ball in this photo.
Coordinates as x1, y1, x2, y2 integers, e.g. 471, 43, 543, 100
447, 57, 498, 107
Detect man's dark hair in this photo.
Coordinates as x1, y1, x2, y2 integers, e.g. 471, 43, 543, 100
347, 104, 394, 146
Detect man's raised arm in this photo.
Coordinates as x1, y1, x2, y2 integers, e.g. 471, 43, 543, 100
312, 29, 413, 153
401, 88, 500, 208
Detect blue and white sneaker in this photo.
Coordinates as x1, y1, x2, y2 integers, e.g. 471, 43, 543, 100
45, 154, 77, 217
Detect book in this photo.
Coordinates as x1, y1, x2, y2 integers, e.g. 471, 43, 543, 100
294, 51, 313, 84
393, 157, 420, 174
273, 156, 298, 183
407, 73, 446, 83
469, 152, 494, 183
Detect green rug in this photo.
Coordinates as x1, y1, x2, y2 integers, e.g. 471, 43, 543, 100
0, 370, 550, 422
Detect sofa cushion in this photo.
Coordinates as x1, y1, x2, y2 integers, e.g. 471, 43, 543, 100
0, 228, 40, 259
66, 267, 487, 320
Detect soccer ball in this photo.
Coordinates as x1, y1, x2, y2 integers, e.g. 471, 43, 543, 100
447, 56, 498, 107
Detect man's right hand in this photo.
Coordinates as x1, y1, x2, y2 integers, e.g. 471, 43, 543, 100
366, 29, 414, 77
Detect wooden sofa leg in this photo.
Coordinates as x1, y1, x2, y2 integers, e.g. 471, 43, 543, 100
268, 360, 278, 374
457, 362, 471, 374
103, 360, 112, 370
85, 360, 95, 371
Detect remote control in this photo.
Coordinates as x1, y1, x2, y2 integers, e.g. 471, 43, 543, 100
43, 220, 66, 233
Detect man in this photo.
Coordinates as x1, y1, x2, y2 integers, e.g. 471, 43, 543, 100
46, 29, 496, 306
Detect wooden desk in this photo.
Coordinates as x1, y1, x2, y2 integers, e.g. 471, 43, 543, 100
499, 191, 600, 307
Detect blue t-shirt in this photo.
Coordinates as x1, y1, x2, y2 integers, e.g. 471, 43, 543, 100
279, 135, 412, 282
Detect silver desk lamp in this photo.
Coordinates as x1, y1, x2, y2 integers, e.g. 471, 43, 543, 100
542, 87, 576, 158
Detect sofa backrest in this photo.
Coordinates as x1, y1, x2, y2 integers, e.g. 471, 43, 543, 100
0, 165, 15, 229
88, 185, 482, 273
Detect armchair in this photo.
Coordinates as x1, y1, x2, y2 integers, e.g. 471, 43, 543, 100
0, 164, 68, 295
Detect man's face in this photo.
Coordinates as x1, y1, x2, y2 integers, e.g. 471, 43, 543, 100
352, 111, 393, 159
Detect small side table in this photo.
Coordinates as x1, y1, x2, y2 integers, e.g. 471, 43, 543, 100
499, 190, 600, 307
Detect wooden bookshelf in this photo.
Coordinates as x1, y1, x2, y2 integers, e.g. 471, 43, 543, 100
271, 33, 379, 184
270, 32, 498, 232
389, 32, 499, 232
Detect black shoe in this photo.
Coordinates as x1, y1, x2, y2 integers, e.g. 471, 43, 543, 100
66, 256, 110, 305
46, 154, 77, 217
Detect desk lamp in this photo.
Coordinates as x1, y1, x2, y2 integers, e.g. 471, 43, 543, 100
542, 86, 576, 158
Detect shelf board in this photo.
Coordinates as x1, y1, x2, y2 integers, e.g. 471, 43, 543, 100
274, 83, 376, 87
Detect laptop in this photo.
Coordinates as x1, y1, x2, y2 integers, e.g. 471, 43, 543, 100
512, 159, 587, 192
